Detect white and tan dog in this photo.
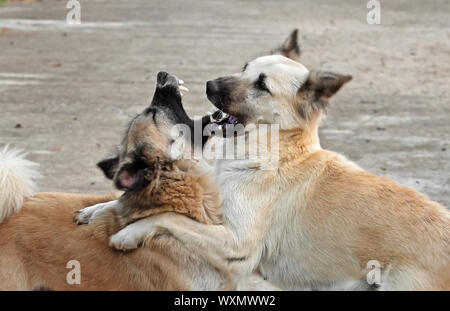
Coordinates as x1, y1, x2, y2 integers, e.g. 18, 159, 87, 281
97, 53, 450, 290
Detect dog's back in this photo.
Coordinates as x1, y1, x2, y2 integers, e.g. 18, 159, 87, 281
0, 192, 226, 290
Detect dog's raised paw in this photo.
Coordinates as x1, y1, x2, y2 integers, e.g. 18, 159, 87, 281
74, 209, 91, 225
109, 229, 142, 251
73, 201, 117, 225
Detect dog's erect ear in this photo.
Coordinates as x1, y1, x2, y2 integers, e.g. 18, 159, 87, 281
302, 71, 352, 99
272, 29, 301, 61
97, 153, 120, 180
298, 71, 352, 118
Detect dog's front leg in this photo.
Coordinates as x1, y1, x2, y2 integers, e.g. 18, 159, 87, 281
74, 200, 121, 224
110, 212, 257, 273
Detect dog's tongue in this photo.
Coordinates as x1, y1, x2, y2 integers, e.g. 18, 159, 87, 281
120, 171, 137, 189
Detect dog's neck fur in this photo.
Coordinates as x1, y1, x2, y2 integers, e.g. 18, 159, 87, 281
214, 112, 325, 287
173, 159, 223, 225
116, 159, 223, 228
278, 113, 322, 164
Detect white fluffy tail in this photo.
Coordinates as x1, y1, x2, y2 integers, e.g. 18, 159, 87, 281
0, 146, 40, 223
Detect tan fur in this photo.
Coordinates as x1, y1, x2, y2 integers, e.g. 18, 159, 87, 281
137, 119, 449, 290
276, 126, 450, 289
129, 56, 449, 290
79, 83, 224, 235
0, 36, 304, 291
111, 162, 222, 229
0, 104, 226, 290
0, 185, 225, 290
0, 121, 229, 291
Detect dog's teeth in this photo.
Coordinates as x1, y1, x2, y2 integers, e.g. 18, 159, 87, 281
179, 86, 189, 92
178, 79, 184, 85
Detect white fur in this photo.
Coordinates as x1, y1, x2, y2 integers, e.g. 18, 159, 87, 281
110, 217, 158, 250
0, 145, 40, 223
241, 55, 310, 129
74, 200, 119, 224
104, 58, 329, 289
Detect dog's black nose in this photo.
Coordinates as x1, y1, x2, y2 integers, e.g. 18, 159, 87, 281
206, 79, 225, 110
157, 71, 169, 85
206, 80, 219, 96
156, 71, 178, 89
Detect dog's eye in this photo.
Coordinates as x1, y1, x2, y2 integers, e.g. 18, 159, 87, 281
254, 74, 270, 94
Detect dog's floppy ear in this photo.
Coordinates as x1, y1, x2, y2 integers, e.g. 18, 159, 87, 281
299, 70, 352, 118
114, 158, 166, 192
97, 150, 121, 180
115, 162, 149, 191
272, 29, 301, 61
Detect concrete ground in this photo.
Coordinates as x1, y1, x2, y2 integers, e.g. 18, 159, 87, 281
0, 0, 449, 206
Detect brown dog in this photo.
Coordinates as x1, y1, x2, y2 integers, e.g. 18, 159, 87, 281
0, 72, 228, 290
1, 192, 202, 290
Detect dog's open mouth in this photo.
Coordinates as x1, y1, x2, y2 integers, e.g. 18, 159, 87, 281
154, 71, 189, 101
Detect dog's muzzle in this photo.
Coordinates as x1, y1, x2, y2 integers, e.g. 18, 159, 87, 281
206, 79, 221, 108
206, 76, 237, 111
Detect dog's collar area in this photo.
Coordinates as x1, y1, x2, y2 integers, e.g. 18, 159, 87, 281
210, 110, 239, 127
